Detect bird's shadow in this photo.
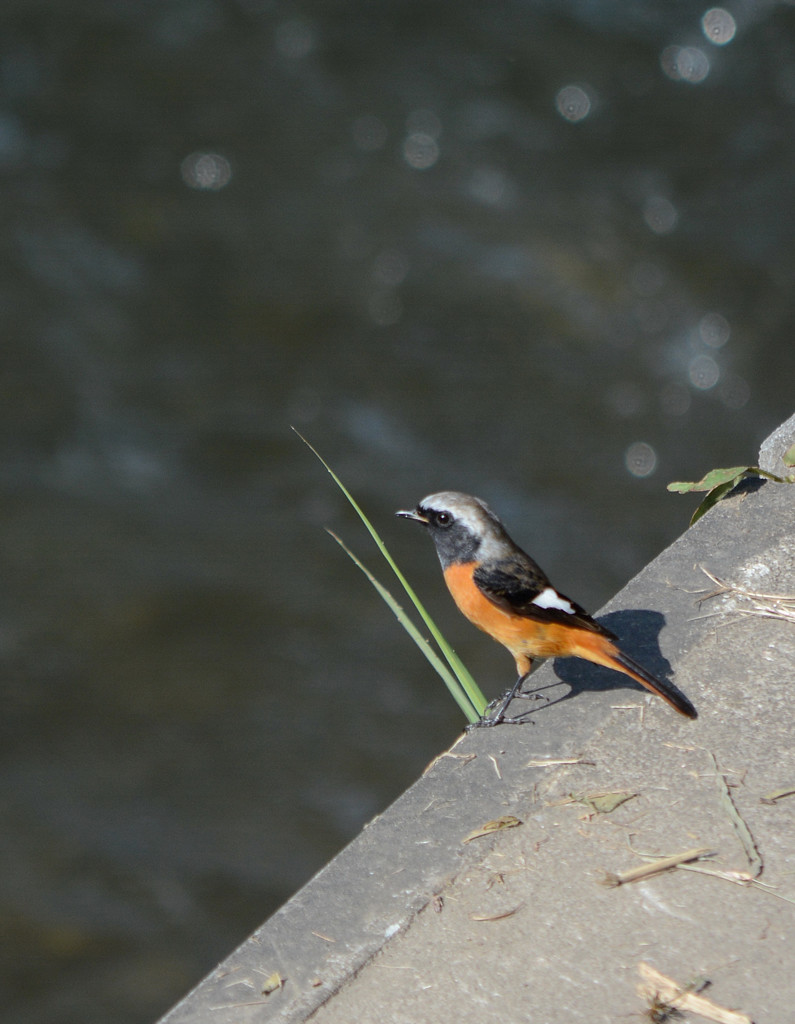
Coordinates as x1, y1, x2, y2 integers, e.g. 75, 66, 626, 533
516, 609, 679, 714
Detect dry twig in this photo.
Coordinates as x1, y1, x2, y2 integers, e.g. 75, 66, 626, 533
637, 962, 754, 1024
697, 566, 795, 624
602, 847, 713, 888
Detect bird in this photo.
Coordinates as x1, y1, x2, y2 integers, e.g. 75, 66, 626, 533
397, 491, 697, 726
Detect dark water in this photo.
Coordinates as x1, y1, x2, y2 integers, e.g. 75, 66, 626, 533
2, 3, 794, 1021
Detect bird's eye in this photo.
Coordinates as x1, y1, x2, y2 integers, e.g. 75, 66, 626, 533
435, 511, 452, 527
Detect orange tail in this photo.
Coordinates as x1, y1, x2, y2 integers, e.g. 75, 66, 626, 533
573, 633, 697, 719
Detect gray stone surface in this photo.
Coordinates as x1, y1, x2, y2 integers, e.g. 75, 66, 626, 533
158, 417, 795, 1024
758, 410, 795, 476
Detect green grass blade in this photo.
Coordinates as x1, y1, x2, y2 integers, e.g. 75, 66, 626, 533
327, 531, 481, 723
294, 428, 488, 717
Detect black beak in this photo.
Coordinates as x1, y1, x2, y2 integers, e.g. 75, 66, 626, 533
396, 507, 428, 524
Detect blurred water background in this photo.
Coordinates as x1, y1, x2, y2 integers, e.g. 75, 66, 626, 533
2, 2, 794, 1021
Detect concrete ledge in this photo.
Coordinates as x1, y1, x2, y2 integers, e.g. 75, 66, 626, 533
159, 415, 795, 1024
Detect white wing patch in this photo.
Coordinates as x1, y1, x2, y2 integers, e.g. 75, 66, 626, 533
532, 586, 575, 614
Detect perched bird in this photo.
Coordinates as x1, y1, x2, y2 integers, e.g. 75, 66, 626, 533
397, 491, 696, 726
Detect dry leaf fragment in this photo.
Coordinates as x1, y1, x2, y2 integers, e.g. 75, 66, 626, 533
642, 990, 686, 1022
470, 902, 525, 922
760, 786, 795, 805
462, 814, 522, 844
637, 962, 754, 1024
574, 790, 637, 814
261, 971, 286, 995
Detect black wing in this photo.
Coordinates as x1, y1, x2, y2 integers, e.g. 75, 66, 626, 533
472, 557, 616, 638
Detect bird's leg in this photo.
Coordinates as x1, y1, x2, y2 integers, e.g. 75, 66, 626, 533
471, 671, 531, 728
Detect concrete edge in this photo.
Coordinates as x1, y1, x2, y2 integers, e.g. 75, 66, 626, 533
157, 411, 795, 1024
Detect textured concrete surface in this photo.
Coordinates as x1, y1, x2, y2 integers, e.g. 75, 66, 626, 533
159, 416, 795, 1024
759, 410, 795, 476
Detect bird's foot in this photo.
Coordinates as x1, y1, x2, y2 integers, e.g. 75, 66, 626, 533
466, 703, 539, 730
466, 674, 546, 729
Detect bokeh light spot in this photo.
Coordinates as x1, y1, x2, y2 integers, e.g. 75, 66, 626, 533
403, 132, 439, 170
468, 166, 515, 208
688, 354, 720, 389
702, 8, 737, 46
180, 151, 232, 191
555, 84, 591, 122
699, 312, 730, 348
643, 195, 678, 234
275, 18, 315, 59
625, 442, 658, 478
660, 45, 710, 84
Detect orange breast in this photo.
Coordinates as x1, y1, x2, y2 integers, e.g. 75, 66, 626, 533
443, 561, 587, 674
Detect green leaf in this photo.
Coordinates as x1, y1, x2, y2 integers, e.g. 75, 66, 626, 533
670, 459, 795, 525
783, 443, 795, 468
689, 480, 737, 525
666, 466, 749, 493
